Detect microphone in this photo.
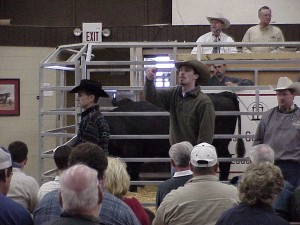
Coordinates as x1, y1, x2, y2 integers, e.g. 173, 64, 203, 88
215, 29, 221, 37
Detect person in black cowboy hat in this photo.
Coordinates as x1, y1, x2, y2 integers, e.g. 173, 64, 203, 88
144, 59, 215, 146
59, 79, 110, 154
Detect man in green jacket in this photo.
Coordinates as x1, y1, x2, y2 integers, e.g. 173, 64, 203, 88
144, 60, 215, 146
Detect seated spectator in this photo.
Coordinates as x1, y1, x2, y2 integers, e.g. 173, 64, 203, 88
191, 13, 237, 54
153, 142, 239, 225
104, 157, 149, 225
7, 141, 39, 213
242, 6, 285, 53
230, 144, 294, 221
290, 186, 300, 222
37, 145, 72, 201
216, 162, 289, 225
43, 164, 104, 225
156, 141, 193, 208
0, 146, 33, 225
33, 142, 140, 225
208, 58, 254, 86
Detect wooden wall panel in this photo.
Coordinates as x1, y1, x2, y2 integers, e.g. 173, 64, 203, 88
1, 0, 171, 27
74, 0, 147, 26
0, 24, 299, 47
4, 0, 74, 26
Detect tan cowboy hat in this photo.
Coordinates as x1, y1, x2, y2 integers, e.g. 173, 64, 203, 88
274, 77, 300, 94
206, 13, 230, 29
175, 60, 210, 86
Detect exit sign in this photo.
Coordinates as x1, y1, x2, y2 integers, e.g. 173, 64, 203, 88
82, 23, 102, 43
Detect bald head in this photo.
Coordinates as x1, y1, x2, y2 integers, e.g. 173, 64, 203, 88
61, 164, 95, 192
60, 164, 102, 214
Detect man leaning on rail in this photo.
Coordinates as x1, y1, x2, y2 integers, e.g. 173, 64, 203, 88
242, 6, 285, 53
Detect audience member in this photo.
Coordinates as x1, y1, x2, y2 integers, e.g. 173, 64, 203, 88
231, 144, 294, 221
37, 145, 72, 201
156, 141, 193, 208
0, 147, 33, 225
208, 58, 254, 86
144, 60, 215, 146
242, 6, 285, 53
33, 142, 140, 225
43, 164, 104, 225
290, 186, 300, 222
7, 141, 39, 213
191, 13, 237, 54
253, 77, 300, 188
153, 143, 238, 225
216, 162, 289, 225
104, 157, 149, 225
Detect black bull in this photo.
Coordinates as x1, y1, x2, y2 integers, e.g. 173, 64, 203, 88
106, 92, 245, 182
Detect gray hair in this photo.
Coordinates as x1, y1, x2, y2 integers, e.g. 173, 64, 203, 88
60, 164, 99, 212
249, 144, 274, 164
169, 141, 193, 167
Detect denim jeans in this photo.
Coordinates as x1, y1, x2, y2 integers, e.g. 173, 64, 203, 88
275, 160, 300, 188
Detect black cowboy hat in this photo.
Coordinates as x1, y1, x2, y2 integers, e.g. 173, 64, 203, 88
69, 79, 109, 98
175, 60, 211, 86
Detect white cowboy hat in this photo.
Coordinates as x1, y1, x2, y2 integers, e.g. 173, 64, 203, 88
274, 77, 300, 94
206, 13, 230, 29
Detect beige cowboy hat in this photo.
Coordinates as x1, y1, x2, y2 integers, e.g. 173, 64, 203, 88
206, 13, 230, 29
273, 77, 300, 94
175, 60, 210, 86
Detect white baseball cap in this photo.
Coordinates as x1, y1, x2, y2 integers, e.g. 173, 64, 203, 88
190, 143, 217, 167
0, 147, 12, 170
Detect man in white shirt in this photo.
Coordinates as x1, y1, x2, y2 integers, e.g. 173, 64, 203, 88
37, 145, 72, 201
191, 13, 237, 54
7, 141, 39, 213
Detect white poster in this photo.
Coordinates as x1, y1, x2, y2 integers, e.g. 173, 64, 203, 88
172, 0, 300, 25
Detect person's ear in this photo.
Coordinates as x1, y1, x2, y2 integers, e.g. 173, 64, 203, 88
89, 94, 95, 102
194, 74, 199, 80
98, 184, 103, 204
58, 191, 63, 208
171, 159, 176, 168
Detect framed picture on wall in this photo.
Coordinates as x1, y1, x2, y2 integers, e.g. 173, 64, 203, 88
0, 79, 20, 116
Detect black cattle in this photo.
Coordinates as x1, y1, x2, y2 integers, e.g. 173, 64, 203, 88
209, 91, 245, 180
0, 93, 11, 106
107, 98, 170, 186
106, 91, 245, 183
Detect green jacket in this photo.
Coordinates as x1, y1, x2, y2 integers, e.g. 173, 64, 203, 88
144, 79, 215, 145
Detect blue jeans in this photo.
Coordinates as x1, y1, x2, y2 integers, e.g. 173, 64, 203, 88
275, 160, 300, 188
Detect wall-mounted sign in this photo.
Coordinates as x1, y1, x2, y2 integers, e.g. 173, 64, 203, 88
82, 23, 102, 43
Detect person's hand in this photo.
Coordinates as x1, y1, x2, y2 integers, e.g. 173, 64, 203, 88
145, 67, 157, 81
225, 82, 238, 86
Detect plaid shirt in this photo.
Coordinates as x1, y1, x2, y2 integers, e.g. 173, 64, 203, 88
77, 105, 110, 154
33, 189, 140, 225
